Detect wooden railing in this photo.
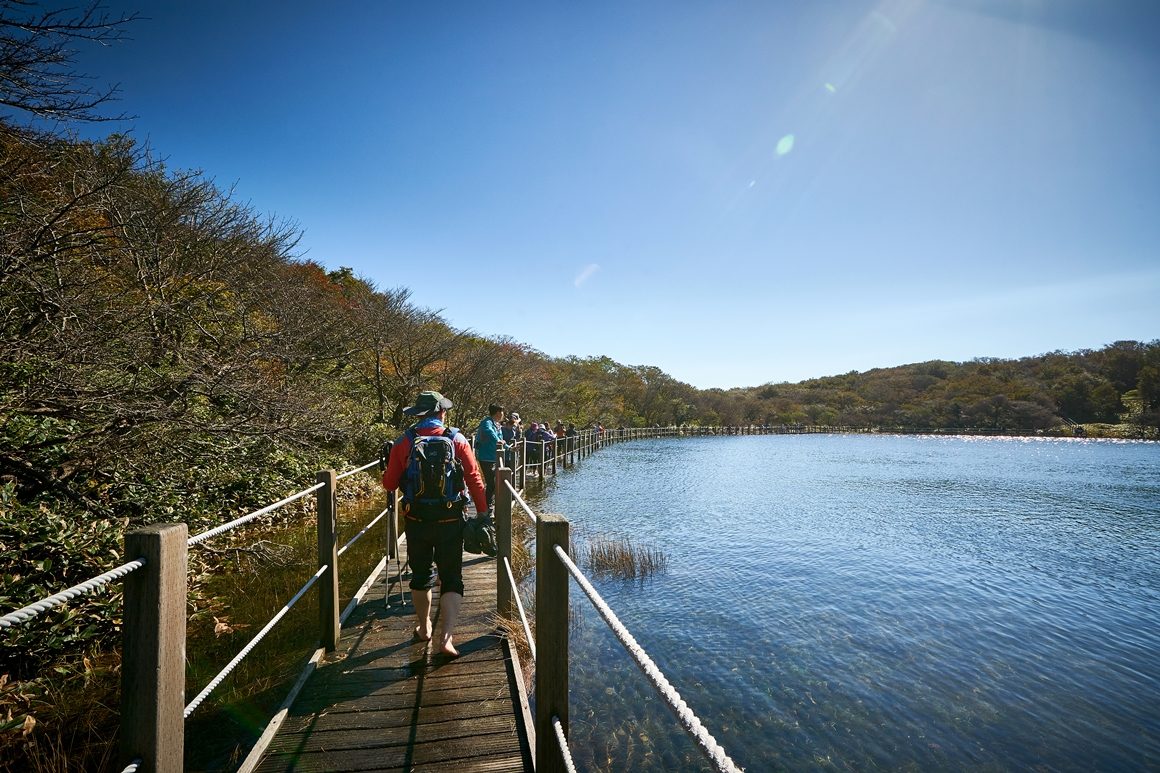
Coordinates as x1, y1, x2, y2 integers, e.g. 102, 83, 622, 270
1, 459, 390, 773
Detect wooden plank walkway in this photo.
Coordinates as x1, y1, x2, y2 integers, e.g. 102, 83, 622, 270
255, 533, 535, 773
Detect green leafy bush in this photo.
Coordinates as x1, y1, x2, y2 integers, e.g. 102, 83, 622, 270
0, 486, 123, 678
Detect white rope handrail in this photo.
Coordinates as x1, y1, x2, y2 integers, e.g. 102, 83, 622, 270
553, 544, 743, 773
337, 506, 390, 557
503, 479, 537, 523
0, 558, 146, 629
187, 482, 326, 546
553, 716, 578, 773
336, 459, 380, 480
184, 564, 327, 718
503, 556, 535, 662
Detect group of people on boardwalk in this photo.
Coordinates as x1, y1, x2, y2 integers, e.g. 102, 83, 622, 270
500, 417, 589, 463
380, 391, 596, 658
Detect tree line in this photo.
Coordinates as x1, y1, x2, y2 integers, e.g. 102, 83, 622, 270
725, 342, 1160, 433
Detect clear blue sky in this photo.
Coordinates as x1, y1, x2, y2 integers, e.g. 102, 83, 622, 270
76, 0, 1160, 388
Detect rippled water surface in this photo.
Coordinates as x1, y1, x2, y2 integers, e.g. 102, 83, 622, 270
531, 435, 1160, 773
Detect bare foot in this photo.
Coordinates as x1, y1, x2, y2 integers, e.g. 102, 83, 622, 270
413, 622, 432, 642
437, 635, 459, 657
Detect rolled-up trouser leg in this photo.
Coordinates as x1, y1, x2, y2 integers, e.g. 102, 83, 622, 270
432, 519, 465, 596
405, 519, 437, 592
405, 516, 465, 597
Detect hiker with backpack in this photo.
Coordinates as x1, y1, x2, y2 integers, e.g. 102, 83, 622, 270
474, 404, 505, 507
381, 391, 489, 657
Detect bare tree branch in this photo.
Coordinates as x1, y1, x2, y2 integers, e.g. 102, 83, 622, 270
0, 1, 139, 121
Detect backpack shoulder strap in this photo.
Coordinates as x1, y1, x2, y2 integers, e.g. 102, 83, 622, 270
444, 428, 465, 466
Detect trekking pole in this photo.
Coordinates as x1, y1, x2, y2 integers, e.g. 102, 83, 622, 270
385, 491, 397, 607
378, 441, 405, 610
396, 497, 407, 609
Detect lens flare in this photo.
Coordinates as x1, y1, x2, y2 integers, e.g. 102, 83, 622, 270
825, 83, 836, 93
776, 134, 795, 156
574, 263, 599, 288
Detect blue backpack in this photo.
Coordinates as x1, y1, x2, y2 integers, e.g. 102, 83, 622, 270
401, 427, 465, 515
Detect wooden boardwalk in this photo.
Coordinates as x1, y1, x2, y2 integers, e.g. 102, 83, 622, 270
254, 536, 535, 773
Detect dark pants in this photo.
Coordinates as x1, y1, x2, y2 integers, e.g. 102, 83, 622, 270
406, 513, 465, 597
479, 460, 496, 507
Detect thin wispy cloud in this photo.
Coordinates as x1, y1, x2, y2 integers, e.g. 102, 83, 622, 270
574, 263, 600, 287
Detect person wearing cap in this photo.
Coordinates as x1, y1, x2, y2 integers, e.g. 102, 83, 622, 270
474, 404, 505, 507
540, 422, 556, 459
382, 391, 488, 657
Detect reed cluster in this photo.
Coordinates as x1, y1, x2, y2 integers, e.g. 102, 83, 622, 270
584, 538, 668, 580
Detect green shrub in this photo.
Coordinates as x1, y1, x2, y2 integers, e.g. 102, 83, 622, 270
0, 486, 124, 678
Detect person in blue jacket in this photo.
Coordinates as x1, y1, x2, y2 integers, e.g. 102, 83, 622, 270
501, 416, 518, 467
474, 404, 505, 507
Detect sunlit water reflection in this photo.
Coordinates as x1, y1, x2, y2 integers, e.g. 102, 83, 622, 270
533, 435, 1160, 772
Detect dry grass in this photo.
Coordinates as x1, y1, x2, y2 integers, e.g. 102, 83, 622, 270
492, 593, 582, 696
0, 651, 121, 773
584, 538, 668, 580
493, 613, 535, 694
510, 512, 534, 583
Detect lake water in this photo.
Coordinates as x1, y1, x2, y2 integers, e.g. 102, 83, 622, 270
530, 434, 1160, 773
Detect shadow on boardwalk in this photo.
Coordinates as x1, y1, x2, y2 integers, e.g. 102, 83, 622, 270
256, 546, 534, 773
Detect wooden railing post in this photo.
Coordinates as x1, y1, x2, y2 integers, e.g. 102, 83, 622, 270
514, 441, 520, 488
121, 523, 187, 773
536, 514, 570, 773
496, 465, 513, 618
316, 469, 340, 651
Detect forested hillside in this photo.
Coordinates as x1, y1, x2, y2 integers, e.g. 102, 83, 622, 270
727, 343, 1160, 431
